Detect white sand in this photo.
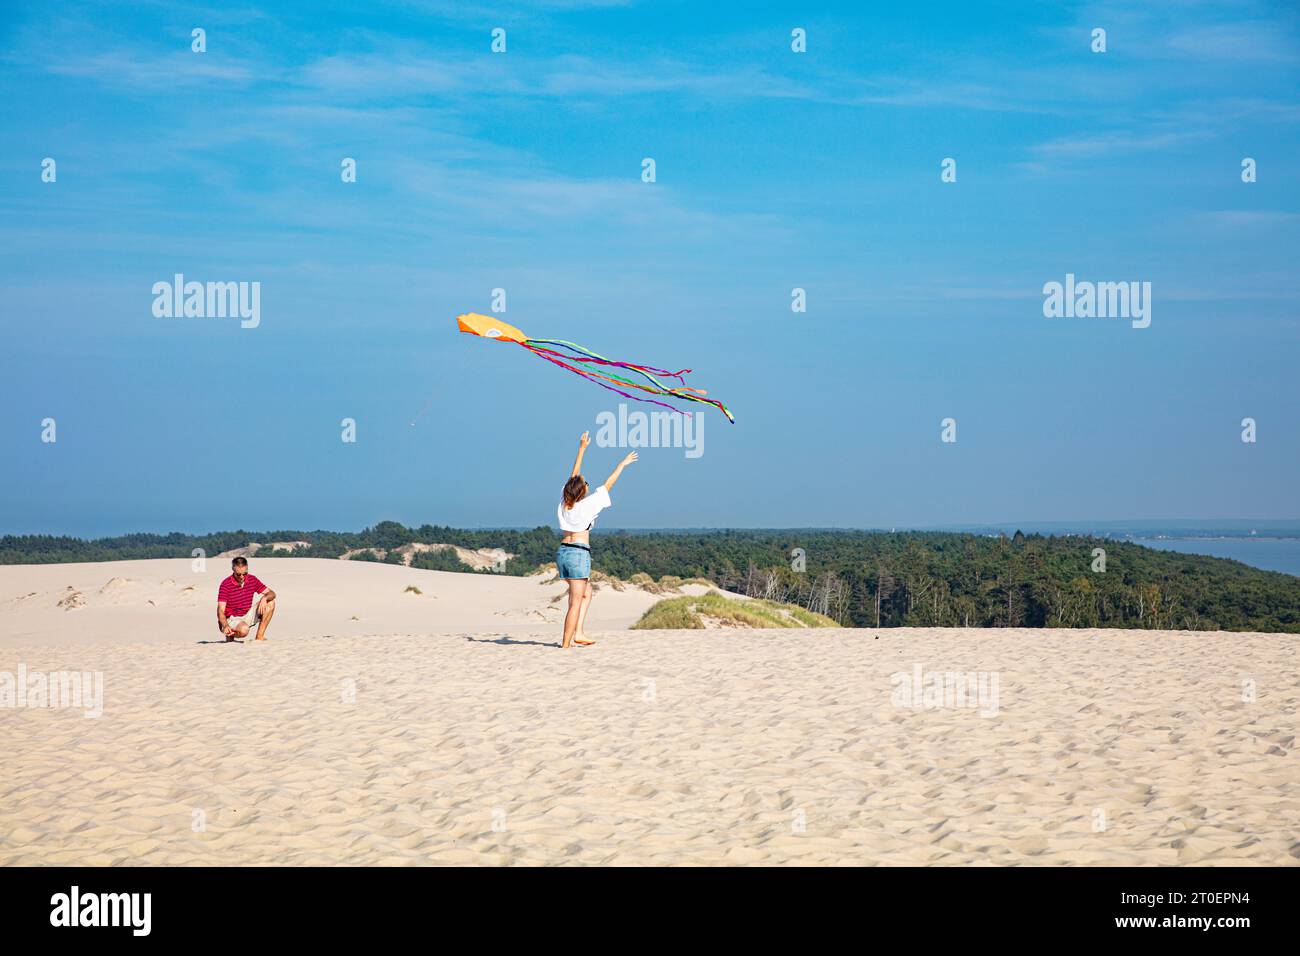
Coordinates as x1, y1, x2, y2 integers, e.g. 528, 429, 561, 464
0, 557, 682, 647
2, 559, 1297, 865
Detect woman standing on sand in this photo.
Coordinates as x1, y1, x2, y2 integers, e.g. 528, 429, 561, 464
557, 431, 637, 649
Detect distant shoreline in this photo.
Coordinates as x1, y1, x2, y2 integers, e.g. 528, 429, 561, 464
1129, 535, 1300, 542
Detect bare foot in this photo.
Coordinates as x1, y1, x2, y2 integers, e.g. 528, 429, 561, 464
573, 637, 596, 646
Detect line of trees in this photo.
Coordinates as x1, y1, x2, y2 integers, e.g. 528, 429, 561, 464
3, 526, 1296, 632
576, 530, 1300, 633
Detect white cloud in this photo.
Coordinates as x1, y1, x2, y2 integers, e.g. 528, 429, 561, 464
1168, 22, 1298, 62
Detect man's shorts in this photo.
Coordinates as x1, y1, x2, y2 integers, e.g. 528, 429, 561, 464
223, 595, 264, 633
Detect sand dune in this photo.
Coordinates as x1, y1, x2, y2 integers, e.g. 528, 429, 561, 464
0, 558, 691, 647
1, 560, 1297, 865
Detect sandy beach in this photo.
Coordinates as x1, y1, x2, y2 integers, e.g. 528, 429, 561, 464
0, 558, 685, 648
2, 559, 1297, 865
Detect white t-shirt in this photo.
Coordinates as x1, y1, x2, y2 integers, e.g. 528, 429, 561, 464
557, 485, 612, 532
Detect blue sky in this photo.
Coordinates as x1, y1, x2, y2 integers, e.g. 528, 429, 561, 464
2, 0, 1298, 536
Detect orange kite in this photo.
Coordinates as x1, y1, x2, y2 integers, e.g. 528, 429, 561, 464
456, 312, 734, 422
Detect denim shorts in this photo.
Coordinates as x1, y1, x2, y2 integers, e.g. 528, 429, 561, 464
556, 544, 591, 580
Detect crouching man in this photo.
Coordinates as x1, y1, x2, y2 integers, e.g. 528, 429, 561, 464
216, 556, 277, 642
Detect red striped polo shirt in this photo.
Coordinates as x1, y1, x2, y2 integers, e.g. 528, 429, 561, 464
218, 573, 266, 616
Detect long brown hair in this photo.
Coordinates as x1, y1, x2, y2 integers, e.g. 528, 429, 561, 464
561, 475, 588, 510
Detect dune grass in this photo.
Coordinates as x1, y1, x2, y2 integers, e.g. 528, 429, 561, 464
632, 591, 839, 630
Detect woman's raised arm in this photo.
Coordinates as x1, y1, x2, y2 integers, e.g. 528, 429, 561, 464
571, 431, 590, 477
604, 451, 638, 490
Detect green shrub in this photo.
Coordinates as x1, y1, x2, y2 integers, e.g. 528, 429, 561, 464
410, 548, 475, 573
632, 592, 839, 630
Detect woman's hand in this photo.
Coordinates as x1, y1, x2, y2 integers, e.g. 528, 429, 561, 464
605, 451, 638, 490
571, 431, 591, 477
